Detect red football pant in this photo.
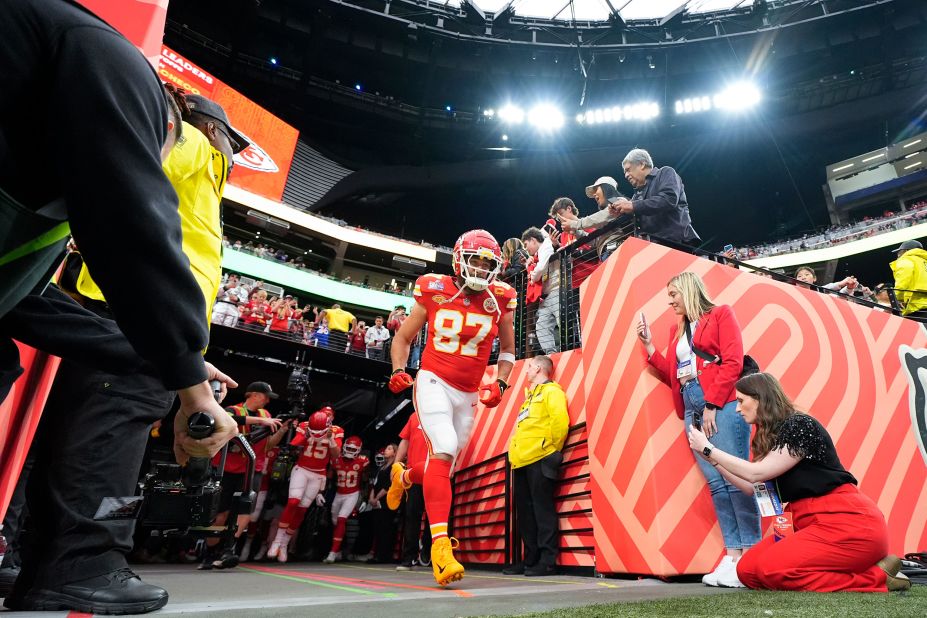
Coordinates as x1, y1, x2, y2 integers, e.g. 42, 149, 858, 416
332, 517, 347, 553
408, 464, 424, 485
423, 458, 452, 540
737, 484, 889, 592
279, 498, 308, 531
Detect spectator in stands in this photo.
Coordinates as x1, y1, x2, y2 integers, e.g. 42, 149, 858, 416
501, 238, 529, 280
347, 320, 367, 355
213, 274, 242, 327
794, 266, 860, 295
503, 355, 569, 577
688, 373, 908, 593
636, 272, 760, 587
522, 226, 561, 354
387, 306, 407, 335
549, 199, 580, 247
233, 240, 243, 251
365, 316, 391, 360
268, 298, 293, 334
242, 290, 271, 328
611, 148, 701, 247
560, 176, 626, 261
890, 240, 927, 320
320, 304, 356, 352
872, 283, 892, 308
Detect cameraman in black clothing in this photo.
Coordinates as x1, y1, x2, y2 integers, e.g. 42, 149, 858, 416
0, 1, 238, 613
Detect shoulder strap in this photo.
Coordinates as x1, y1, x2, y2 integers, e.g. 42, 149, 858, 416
684, 319, 721, 365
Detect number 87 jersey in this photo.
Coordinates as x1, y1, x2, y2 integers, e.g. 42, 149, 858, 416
413, 273, 517, 393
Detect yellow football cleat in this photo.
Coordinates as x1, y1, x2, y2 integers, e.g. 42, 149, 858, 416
431, 536, 464, 587
386, 462, 411, 510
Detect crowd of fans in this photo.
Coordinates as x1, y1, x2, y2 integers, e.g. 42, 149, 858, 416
223, 236, 414, 296
212, 273, 423, 365
736, 201, 927, 258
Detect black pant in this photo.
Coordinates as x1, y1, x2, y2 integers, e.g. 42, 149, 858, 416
513, 455, 560, 568
0, 455, 31, 569
400, 484, 430, 564
11, 360, 173, 594
372, 507, 398, 562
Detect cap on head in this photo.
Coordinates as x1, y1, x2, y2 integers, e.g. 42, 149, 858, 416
893, 239, 923, 254
245, 381, 278, 399
184, 94, 249, 154
585, 176, 618, 198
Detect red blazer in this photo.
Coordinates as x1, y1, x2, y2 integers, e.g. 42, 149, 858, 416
646, 305, 744, 419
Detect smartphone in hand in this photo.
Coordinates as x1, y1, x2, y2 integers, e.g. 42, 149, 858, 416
640, 312, 650, 340
723, 244, 734, 253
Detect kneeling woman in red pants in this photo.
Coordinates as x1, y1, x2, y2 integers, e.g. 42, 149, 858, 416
687, 372, 910, 592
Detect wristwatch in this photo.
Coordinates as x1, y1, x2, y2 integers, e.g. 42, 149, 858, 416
702, 443, 714, 459
704, 403, 719, 411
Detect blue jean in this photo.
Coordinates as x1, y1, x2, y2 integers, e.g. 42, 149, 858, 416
682, 380, 761, 550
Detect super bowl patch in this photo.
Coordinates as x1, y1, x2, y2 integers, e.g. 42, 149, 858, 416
428, 279, 445, 291
484, 297, 498, 312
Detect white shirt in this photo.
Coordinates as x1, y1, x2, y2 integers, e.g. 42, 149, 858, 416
365, 325, 391, 348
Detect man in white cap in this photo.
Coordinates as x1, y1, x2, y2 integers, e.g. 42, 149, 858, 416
558, 176, 628, 261
890, 239, 927, 320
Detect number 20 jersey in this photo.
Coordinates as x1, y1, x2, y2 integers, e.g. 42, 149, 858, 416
413, 273, 517, 392
333, 455, 369, 494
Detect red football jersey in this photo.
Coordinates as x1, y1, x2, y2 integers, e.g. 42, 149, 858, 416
399, 412, 428, 470
413, 274, 517, 392
291, 423, 344, 472
333, 455, 369, 494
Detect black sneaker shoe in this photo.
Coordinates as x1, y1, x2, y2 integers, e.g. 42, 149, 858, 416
525, 564, 557, 577
21, 568, 168, 615
212, 550, 240, 570
502, 563, 526, 575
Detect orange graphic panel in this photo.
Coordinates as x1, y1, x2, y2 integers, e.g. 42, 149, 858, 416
461, 237, 927, 575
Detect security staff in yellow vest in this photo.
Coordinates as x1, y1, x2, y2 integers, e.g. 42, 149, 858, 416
890, 239, 927, 319
504, 355, 569, 577
203, 382, 290, 570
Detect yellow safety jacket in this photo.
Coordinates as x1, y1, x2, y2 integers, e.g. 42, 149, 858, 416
508, 381, 569, 469
76, 122, 226, 322
890, 248, 927, 315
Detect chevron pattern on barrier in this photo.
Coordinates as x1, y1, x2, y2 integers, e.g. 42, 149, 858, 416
580, 237, 927, 575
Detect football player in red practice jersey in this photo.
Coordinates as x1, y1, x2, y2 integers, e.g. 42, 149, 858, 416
268, 406, 343, 562
388, 229, 516, 586
323, 436, 369, 563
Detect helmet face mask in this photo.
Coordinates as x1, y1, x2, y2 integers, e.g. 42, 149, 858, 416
374, 452, 386, 467
343, 436, 362, 458
453, 230, 502, 292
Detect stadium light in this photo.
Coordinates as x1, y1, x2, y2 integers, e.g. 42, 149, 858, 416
498, 104, 525, 124
675, 82, 761, 115
578, 101, 659, 125
528, 104, 565, 131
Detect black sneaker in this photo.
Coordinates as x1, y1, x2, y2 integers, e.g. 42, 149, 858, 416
21, 568, 168, 615
212, 550, 240, 570
525, 564, 557, 577
502, 563, 526, 575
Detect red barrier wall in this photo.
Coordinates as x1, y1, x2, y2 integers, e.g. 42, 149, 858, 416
458, 237, 927, 575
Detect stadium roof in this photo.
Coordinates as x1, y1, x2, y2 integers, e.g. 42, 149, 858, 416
438, 0, 750, 22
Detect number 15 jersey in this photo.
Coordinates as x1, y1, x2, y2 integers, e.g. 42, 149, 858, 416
413, 274, 517, 392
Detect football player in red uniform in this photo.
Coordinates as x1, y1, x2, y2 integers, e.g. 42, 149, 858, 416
267, 407, 343, 562
388, 229, 516, 586
323, 436, 369, 563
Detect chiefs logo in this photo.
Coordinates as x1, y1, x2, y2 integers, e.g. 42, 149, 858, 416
900, 344, 927, 465
484, 297, 498, 313
232, 129, 279, 173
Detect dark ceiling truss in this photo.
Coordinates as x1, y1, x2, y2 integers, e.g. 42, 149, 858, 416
331, 0, 895, 51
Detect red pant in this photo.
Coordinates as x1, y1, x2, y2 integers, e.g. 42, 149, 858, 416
737, 484, 889, 592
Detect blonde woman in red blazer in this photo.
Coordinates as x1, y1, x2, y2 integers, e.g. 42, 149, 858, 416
637, 272, 760, 588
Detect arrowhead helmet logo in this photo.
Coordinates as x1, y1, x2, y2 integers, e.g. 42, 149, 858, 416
231, 129, 279, 173
899, 344, 927, 465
